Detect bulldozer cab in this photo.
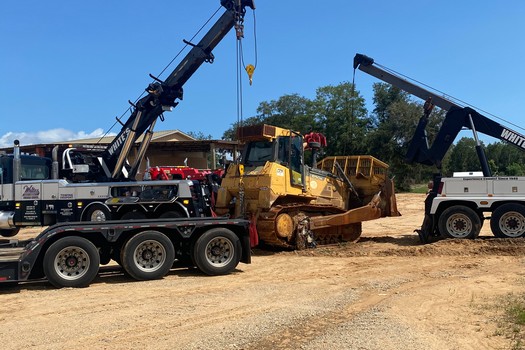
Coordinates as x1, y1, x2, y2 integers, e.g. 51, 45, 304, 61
240, 125, 304, 188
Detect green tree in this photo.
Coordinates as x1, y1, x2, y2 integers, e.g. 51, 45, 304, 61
506, 163, 525, 176
222, 94, 315, 140
486, 142, 525, 175
186, 131, 213, 140
313, 82, 369, 155
366, 83, 445, 189
256, 94, 316, 133
447, 137, 481, 172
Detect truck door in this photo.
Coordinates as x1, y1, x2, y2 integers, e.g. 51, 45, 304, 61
290, 134, 304, 187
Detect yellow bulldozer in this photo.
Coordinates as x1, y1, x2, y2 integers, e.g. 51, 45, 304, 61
215, 124, 400, 249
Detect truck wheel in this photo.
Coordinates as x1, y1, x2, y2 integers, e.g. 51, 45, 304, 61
438, 205, 481, 239
120, 211, 147, 220
43, 236, 100, 288
193, 228, 240, 276
121, 231, 175, 281
0, 228, 19, 237
85, 205, 111, 222
490, 203, 525, 238
159, 210, 185, 218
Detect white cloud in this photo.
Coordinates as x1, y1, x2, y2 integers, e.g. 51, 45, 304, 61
0, 128, 109, 148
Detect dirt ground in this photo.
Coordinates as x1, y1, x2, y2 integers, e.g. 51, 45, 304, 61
2, 193, 525, 350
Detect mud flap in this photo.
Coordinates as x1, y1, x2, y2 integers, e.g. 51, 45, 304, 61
417, 189, 439, 244
249, 214, 259, 248
416, 214, 432, 244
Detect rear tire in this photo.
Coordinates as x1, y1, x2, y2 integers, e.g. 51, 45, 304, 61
490, 203, 525, 238
121, 231, 175, 281
159, 210, 185, 219
120, 211, 147, 220
193, 228, 240, 275
438, 205, 481, 239
43, 236, 100, 288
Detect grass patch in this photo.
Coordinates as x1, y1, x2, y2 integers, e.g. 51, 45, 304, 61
409, 183, 429, 194
493, 293, 525, 349
508, 300, 525, 326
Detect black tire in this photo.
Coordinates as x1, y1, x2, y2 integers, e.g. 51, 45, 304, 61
490, 203, 525, 238
193, 228, 240, 276
159, 210, 185, 219
85, 205, 111, 222
112, 247, 122, 265
121, 231, 175, 281
0, 228, 20, 237
43, 236, 100, 288
120, 211, 147, 220
438, 205, 481, 239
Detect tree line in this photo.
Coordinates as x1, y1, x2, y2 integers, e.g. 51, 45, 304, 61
220, 82, 525, 191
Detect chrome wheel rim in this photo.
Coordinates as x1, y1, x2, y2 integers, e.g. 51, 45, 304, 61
90, 209, 107, 221
205, 236, 234, 267
446, 213, 472, 238
133, 240, 167, 272
499, 211, 525, 238
53, 246, 91, 281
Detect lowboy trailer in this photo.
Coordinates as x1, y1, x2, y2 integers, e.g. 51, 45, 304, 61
0, 217, 251, 288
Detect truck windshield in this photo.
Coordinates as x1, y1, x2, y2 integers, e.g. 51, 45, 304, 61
20, 164, 49, 180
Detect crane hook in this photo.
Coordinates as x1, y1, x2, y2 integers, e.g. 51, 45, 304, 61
245, 64, 255, 85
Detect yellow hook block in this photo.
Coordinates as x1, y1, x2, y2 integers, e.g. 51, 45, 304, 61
245, 64, 255, 85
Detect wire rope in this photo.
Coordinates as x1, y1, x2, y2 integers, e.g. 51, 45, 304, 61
90, 6, 224, 149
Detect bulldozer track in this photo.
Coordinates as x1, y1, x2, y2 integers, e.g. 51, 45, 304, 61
256, 203, 362, 249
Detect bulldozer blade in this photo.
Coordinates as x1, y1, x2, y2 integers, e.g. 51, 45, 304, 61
309, 193, 382, 230
383, 177, 401, 217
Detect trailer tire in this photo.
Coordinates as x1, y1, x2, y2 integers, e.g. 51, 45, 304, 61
193, 228, 240, 276
438, 205, 481, 239
121, 231, 175, 281
491, 203, 525, 238
43, 236, 100, 288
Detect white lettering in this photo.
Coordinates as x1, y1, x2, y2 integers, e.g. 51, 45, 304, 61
108, 128, 131, 156
501, 129, 513, 140
500, 129, 525, 149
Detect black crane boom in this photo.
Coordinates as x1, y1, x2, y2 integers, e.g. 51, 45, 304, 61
99, 1, 255, 181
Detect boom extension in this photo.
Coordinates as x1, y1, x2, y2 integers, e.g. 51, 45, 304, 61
354, 53, 525, 175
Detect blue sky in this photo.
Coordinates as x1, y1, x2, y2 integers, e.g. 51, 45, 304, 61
2, 1, 525, 148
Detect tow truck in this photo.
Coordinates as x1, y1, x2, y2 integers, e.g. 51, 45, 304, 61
0, 0, 255, 288
0, 0, 255, 237
354, 53, 525, 242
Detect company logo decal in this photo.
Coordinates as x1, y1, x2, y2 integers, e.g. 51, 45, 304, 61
22, 185, 40, 199
108, 128, 131, 156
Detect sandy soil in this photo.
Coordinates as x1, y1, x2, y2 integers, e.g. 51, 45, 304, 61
2, 193, 525, 349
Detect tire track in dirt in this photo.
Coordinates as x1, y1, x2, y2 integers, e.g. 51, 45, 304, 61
241, 255, 525, 350
3, 193, 525, 350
